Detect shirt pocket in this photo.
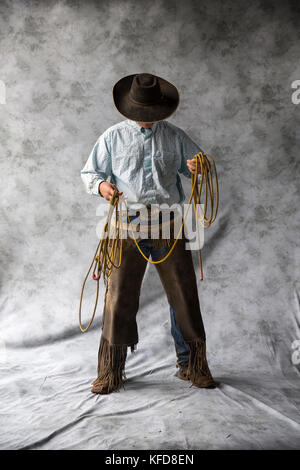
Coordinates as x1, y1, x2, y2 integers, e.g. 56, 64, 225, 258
153, 150, 178, 179
112, 145, 143, 177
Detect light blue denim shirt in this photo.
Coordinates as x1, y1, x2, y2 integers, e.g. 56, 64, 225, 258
81, 119, 203, 209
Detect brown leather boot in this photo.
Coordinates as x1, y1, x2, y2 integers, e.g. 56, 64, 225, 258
187, 339, 216, 389
176, 363, 190, 381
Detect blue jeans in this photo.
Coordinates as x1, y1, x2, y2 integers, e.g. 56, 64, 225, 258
138, 237, 190, 369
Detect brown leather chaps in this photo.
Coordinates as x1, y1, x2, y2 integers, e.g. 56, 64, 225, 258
95, 215, 207, 390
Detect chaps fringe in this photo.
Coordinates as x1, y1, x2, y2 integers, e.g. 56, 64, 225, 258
186, 338, 213, 382
93, 336, 129, 392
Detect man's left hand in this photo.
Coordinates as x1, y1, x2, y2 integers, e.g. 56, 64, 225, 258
187, 159, 202, 174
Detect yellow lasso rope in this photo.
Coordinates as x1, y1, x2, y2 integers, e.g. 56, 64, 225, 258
78, 195, 125, 332
78, 152, 219, 332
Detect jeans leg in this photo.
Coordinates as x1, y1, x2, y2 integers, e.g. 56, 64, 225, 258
169, 304, 190, 368
137, 238, 152, 258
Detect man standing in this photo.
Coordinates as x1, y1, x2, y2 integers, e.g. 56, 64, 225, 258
81, 73, 216, 394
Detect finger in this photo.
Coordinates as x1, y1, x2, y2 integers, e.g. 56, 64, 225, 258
187, 164, 196, 170
112, 185, 123, 195
111, 185, 122, 194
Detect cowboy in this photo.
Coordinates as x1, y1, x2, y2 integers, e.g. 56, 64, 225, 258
81, 73, 216, 394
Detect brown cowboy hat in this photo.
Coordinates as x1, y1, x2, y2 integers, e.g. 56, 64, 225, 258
112, 73, 180, 122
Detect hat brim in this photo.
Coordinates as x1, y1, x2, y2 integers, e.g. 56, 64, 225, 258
112, 74, 180, 122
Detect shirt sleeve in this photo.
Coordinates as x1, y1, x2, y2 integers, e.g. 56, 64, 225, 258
178, 129, 205, 180
80, 132, 112, 197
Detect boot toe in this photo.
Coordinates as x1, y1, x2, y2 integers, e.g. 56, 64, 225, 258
176, 363, 190, 381
178, 369, 190, 381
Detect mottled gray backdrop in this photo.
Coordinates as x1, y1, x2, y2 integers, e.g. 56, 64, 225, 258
0, 0, 299, 450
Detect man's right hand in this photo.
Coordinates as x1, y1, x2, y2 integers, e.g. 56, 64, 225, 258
99, 181, 123, 201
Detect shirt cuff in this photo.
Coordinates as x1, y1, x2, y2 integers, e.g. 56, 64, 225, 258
91, 178, 105, 196
98, 180, 106, 197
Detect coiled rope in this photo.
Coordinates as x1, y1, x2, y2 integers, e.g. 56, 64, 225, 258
79, 152, 219, 332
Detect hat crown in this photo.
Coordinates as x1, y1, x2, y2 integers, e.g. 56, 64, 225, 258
129, 73, 163, 105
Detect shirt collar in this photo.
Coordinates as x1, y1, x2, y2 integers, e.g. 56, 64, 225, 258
126, 119, 160, 134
